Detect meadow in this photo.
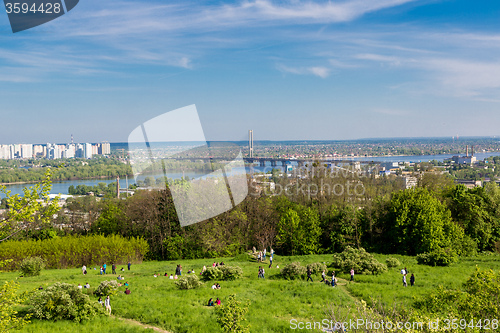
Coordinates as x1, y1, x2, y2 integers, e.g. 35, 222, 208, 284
3, 253, 500, 333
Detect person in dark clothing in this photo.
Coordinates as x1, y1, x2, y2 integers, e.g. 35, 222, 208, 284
124, 288, 131, 295
307, 268, 313, 282
410, 273, 415, 286
112, 263, 116, 274
208, 298, 214, 306
127, 262, 131, 271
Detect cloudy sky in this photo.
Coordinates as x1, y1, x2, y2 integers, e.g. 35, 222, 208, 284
1, 0, 499, 143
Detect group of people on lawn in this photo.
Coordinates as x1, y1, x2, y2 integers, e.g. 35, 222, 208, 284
79, 262, 133, 316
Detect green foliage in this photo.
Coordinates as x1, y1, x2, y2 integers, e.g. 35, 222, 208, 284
202, 266, 243, 281
91, 203, 125, 235
446, 184, 500, 252
214, 294, 250, 333
377, 188, 466, 256
385, 257, 401, 268
175, 275, 203, 290
19, 257, 45, 276
275, 201, 321, 255
280, 262, 306, 280
332, 246, 387, 275
306, 262, 327, 275
29, 282, 104, 322
0, 281, 31, 332
416, 267, 500, 321
0, 157, 131, 184
0, 169, 60, 242
219, 266, 244, 281
416, 247, 458, 266
94, 280, 119, 297
201, 267, 223, 281
0, 235, 148, 271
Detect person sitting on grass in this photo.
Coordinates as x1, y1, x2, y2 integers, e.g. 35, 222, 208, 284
216, 283, 221, 290
216, 297, 221, 305
174, 275, 178, 280
124, 282, 129, 286
153, 274, 157, 278
169, 274, 174, 280
212, 283, 217, 290
121, 267, 125, 272
124, 288, 131, 295
77, 284, 83, 289
98, 297, 103, 305
84, 282, 90, 289
164, 272, 168, 277
117, 275, 124, 280
208, 298, 214, 306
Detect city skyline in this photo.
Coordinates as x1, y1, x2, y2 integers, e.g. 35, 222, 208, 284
1, 0, 500, 143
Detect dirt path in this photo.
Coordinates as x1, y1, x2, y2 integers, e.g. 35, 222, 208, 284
112, 315, 172, 333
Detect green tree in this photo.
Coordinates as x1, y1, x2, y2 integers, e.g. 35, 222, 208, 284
377, 188, 463, 255
0, 169, 59, 242
0, 280, 31, 332
214, 294, 250, 333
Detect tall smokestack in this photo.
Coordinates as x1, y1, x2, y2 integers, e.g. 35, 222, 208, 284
472, 145, 474, 156
466, 145, 469, 157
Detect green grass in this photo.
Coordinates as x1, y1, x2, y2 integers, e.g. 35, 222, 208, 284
2, 253, 500, 333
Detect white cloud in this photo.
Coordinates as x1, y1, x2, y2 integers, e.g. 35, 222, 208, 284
277, 64, 330, 78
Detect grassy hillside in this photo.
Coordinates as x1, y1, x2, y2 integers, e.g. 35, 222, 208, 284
2, 253, 500, 333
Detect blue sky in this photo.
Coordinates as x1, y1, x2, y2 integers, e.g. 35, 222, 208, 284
1, 0, 500, 143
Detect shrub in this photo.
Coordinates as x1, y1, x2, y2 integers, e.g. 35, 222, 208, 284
94, 280, 119, 296
19, 257, 45, 276
306, 262, 327, 275
416, 247, 458, 266
29, 282, 103, 322
175, 275, 203, 290
219, 266, 243, 281
202, 266, 243, 281
0, 235, 148, 271
331, 246, 387, 275
385, 257, 401, 268
214, 294, 250, 333
281, 262, 306, 280
202, 267, 223, 281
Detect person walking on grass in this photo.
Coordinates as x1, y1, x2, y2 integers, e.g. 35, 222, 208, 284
410, 273, 415, 286
263, 248, 266, 261
103, 263, 107, 275
403, 274, 407, 287
105, 296, 111, 315
82, 265, 86, 275
270, 247, 274, 260
350, 268, 355, 281
269, 256, 273, 269
128, 261, 131, 271
307, 268, 313, 282
331, 272, 336, 287
112, 263, 116, 275
320, 270, 326, 283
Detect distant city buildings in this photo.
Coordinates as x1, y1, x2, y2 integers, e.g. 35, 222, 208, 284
0, 141, 111, 160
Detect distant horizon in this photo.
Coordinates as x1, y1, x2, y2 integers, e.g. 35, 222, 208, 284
2, 135, 500, 147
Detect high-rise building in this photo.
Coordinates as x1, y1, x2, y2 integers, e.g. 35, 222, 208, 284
20, 144, 33, 159
100, 141, 111, 155
84, 143, 93, 159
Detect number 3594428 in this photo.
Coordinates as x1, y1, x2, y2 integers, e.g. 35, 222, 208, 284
5, 2, 62, 14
